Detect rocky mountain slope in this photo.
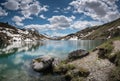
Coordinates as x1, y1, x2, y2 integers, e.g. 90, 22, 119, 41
59, 18, 120, 40
0, 22, 48, 44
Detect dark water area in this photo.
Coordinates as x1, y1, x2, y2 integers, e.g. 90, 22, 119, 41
0, 40, 104, 81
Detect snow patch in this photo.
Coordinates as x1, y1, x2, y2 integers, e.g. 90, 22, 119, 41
13, 37, 22, 41
69, 36, 78, 40
108, 27, 114, 31
24, 38, 33, 42
117, 26, 120, 29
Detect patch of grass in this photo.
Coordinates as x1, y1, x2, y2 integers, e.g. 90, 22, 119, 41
97, 40, 113, 59
109, 67, 120, 81
71, 77, 85, 81
114, 51, 120, 66
98, 38, 120, 81
99, 39, 114, 54
53, 63, 75, 74
78, 67, 90, 77
98, 37, 120, 61
60, 60, 68, 64
54, 60, 89, 81
71, 77, 86, 81
65, 68, 89, 78
65, 67, 89, 81
98, 37, 120, 59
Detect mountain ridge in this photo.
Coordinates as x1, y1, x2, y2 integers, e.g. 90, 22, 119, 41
0, 22, 48, 44
58, 18, 120, 40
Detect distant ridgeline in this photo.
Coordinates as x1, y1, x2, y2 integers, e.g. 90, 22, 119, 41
0, 22, 48, 44
58, 18, 120, 40
0, 17, 120, 44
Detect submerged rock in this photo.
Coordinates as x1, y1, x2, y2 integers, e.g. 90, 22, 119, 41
68, 49, 89, 61
32, 55, 60, 72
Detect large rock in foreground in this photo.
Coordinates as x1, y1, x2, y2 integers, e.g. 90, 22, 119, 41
32, 55, 60, 72
68, 49, 89, 61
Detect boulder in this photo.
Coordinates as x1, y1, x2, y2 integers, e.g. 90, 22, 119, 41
32, 55, 60, 72
68, 49, 89, 60
98, 48, 108, 58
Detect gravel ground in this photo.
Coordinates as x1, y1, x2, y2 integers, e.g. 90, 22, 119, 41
69, 51, 115, 81
113, 40, 120, 52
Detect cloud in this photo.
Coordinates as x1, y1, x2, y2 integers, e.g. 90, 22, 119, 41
39, 14, 46, 19
48, 15, 73, 29
64, 6, 71, 10
25, 15, 103, 36
70, 15, 76, 20
24, 15, 105, 37
69, 0, 120, 22
25, 15, 103, 32
1, 0, 49, 26
46, 32, 67, 37
0, 7, 8, 16
71, 20, 103, 30
20, 1, 48, 18
2, 0, 19, 10
21, 10, 32, 19
2, 0, 48, 19
25, 24, 50, 31
12, 16, 25, 26
21, 0, 33, 4
29, 3, 41, 15
53, 10, 59, 13
25, 15, 74, 31
20, 2, 29, 10
64, 6, 71, 12
16, 22, 24, 26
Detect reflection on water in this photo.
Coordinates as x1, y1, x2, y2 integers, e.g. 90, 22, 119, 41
0, 40, 104, 81
0, 42, 43, 56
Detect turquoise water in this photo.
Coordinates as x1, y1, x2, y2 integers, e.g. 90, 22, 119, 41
0, 40, 104, 81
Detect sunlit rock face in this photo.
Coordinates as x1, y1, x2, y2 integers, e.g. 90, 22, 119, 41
0, 22, 48, 44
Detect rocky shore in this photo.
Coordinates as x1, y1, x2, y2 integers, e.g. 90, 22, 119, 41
31, 38, 120, 81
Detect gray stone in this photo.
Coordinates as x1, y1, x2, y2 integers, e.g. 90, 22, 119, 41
68, 49, 89, 60
32, 55, 60, 72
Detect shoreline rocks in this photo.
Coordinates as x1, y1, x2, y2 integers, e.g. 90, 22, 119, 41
32, 55, 60, 72
32, 49, 89, 73
32, 49, 90, 81
68, 49, 89, 61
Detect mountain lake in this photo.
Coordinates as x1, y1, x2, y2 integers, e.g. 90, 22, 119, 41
0, 40, 104, 81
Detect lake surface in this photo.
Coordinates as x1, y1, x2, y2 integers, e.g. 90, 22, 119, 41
0, 40, 104, 81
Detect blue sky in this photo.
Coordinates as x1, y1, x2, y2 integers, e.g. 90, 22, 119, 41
0, 0, 120, 36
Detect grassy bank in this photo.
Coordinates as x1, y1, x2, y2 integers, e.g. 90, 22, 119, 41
98, 37, 120, 81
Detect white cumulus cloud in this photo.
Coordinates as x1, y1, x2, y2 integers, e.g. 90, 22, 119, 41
71, 20, 103, 30
48, 15, 73, 29
21, 0, 33, 4
0, 7, 8, 16
25, 15, 74, 31
39, 14, 46, 19
12, 16, 25, 26
20, 1, 48, 18
2, 0, 48, 20
2, 0, 19, 10
25, 15, 103, 32
69, 0, 120, 22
